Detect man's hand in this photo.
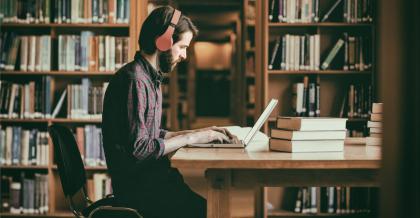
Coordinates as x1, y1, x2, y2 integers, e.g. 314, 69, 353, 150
195, 126, 240, 144
188, 130, 231, 144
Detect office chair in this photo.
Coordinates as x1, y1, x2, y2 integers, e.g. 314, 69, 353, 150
48, 124, 142, 218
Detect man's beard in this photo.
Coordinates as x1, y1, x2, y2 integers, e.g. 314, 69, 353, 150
157, 50, 175, 73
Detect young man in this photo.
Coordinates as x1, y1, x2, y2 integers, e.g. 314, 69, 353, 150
102, 6, 237, 218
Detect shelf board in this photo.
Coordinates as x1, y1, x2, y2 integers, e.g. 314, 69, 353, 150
51, 118, 102, 123
268, 22, 373, 27
0, 212, 73, 217
0, 118, 102, 123
0, 118, 50, 123
268, 70, 371, 75
1, 70, 116, 76
1, 23, 129, 28
268, 209, 371, 217
52, 165, 107, 171
0, 165, 49, 170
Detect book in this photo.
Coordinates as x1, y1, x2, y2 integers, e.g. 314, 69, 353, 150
372, 103, 383, 113
276, 117, 347, 131
366, 137, 381, 146
269, 138, 344, 152
370, 133, 382, 138
370, 113, 382, 121
344, 137, 366, 145
321, 38, 345, 70
321, 0, 343, 22
271, 129, 346, 140
367, 121, 382, 128
369, 127, 382, 134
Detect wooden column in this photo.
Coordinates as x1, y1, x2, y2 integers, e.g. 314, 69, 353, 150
205, 169, 232, 218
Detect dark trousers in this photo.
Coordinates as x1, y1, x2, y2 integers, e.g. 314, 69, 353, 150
115, 168, 206, 218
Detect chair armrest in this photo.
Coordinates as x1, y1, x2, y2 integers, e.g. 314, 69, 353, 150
88, 206, 143, 218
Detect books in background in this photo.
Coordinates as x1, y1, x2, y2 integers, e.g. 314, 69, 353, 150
366, 103, 382, 146
59, 32, 129, 72
247, 84, 256, 105
269, 0, 320, 23
339, 83, 372, 119
67, 78, 109, 119
270, 117, 347, 152
0, 78, 54, 119
1, 173, 49, 214
0, 0, 130, 24
0, 33, 52, 71
268, 0, 373, 23
268, 34, 320, 70
344, 129, 366, 145
342, 33, 372, 70
292, 76, 320, 117
73, 125, 106, 167
86, 173, 112, 202
292, 186, 373, 214
0, 127, 49, 166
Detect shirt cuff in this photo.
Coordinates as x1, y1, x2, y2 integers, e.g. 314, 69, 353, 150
156, 137, 166, 158
159, 129, 168, 139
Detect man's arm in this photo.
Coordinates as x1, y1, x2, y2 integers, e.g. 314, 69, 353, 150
164, 126, 237, 140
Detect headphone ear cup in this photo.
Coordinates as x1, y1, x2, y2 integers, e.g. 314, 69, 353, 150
155, 32, 173, 52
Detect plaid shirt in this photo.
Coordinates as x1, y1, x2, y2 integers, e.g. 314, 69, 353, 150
102, 52, 167, 172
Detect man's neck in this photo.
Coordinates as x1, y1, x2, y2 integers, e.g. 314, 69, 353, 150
141, 52, 158, 71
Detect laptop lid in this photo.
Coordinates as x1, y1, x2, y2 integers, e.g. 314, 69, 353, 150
243, 99, 278, 146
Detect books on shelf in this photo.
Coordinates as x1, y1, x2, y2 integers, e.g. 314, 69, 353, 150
0, 127, 49, 166
67, 78, 109, 119
270, 117, 347, 152
339, 83, 372, 118
269, 0, 320, 23
86, 173, 112, 202
2, 173, 49, 214
292, 76, 320, 117
268, 34, 320, 70
59, 32, 129, 72
293, 186, 373, 214
0, 78, 54, 119
342, 33, 372, 70
74, 125, 106, 167
321, 38, 344, 70
0, 0, 130, 24
268, 0, 373, 23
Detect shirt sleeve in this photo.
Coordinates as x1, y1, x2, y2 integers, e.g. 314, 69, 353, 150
127, 79, 165, 161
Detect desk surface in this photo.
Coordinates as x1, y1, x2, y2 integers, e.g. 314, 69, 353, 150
171, 145, 381, 169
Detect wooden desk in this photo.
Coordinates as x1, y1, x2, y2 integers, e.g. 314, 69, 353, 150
171, 145, 381, 218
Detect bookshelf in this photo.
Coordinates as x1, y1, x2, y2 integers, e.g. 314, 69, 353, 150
0, 0, 145, 217
243, 0, 257, 126
255, 0, 378, 217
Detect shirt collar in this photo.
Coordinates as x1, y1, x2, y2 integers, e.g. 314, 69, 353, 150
134, 51, 164, 83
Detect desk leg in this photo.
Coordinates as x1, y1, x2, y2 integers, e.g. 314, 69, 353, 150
206, 169, 231, 218
254, 187, 267, 218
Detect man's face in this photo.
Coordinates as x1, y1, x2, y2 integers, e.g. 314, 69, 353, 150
158, 31, 193, 73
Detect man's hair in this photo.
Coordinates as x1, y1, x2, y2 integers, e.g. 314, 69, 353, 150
139, 6, 198, 54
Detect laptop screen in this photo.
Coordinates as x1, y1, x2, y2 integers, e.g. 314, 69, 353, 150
243, 99, 278, 146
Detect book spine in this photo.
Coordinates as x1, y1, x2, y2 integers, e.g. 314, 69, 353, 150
321, 38, 344, 70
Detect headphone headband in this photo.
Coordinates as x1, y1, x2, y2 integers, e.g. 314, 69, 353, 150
155, 9, 181, 52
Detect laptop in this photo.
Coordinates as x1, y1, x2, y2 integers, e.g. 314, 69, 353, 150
188, 99, 278, 148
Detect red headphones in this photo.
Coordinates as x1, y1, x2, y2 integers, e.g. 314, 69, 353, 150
155, 9, 181, 52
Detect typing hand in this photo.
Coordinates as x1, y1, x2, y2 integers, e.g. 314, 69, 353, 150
197, 126, 239, 143
190, 130, 230, 144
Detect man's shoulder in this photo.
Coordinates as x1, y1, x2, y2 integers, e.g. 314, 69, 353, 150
114, 60, 148, 81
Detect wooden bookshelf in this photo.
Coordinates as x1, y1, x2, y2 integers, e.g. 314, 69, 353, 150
254, 0, 378, 217
268, 22, 373, 27
268, 70, 371, 75
1, 70, 116, 76
1, 23, 130, 28
0, 0, 145, 216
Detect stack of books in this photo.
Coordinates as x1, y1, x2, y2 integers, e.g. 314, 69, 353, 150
270, 117, 347, 152
366, 103, 382, 146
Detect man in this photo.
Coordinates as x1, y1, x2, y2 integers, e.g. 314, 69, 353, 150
102, 6, 236, 218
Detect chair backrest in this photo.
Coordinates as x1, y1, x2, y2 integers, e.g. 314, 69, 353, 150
48, 124, 89, 213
